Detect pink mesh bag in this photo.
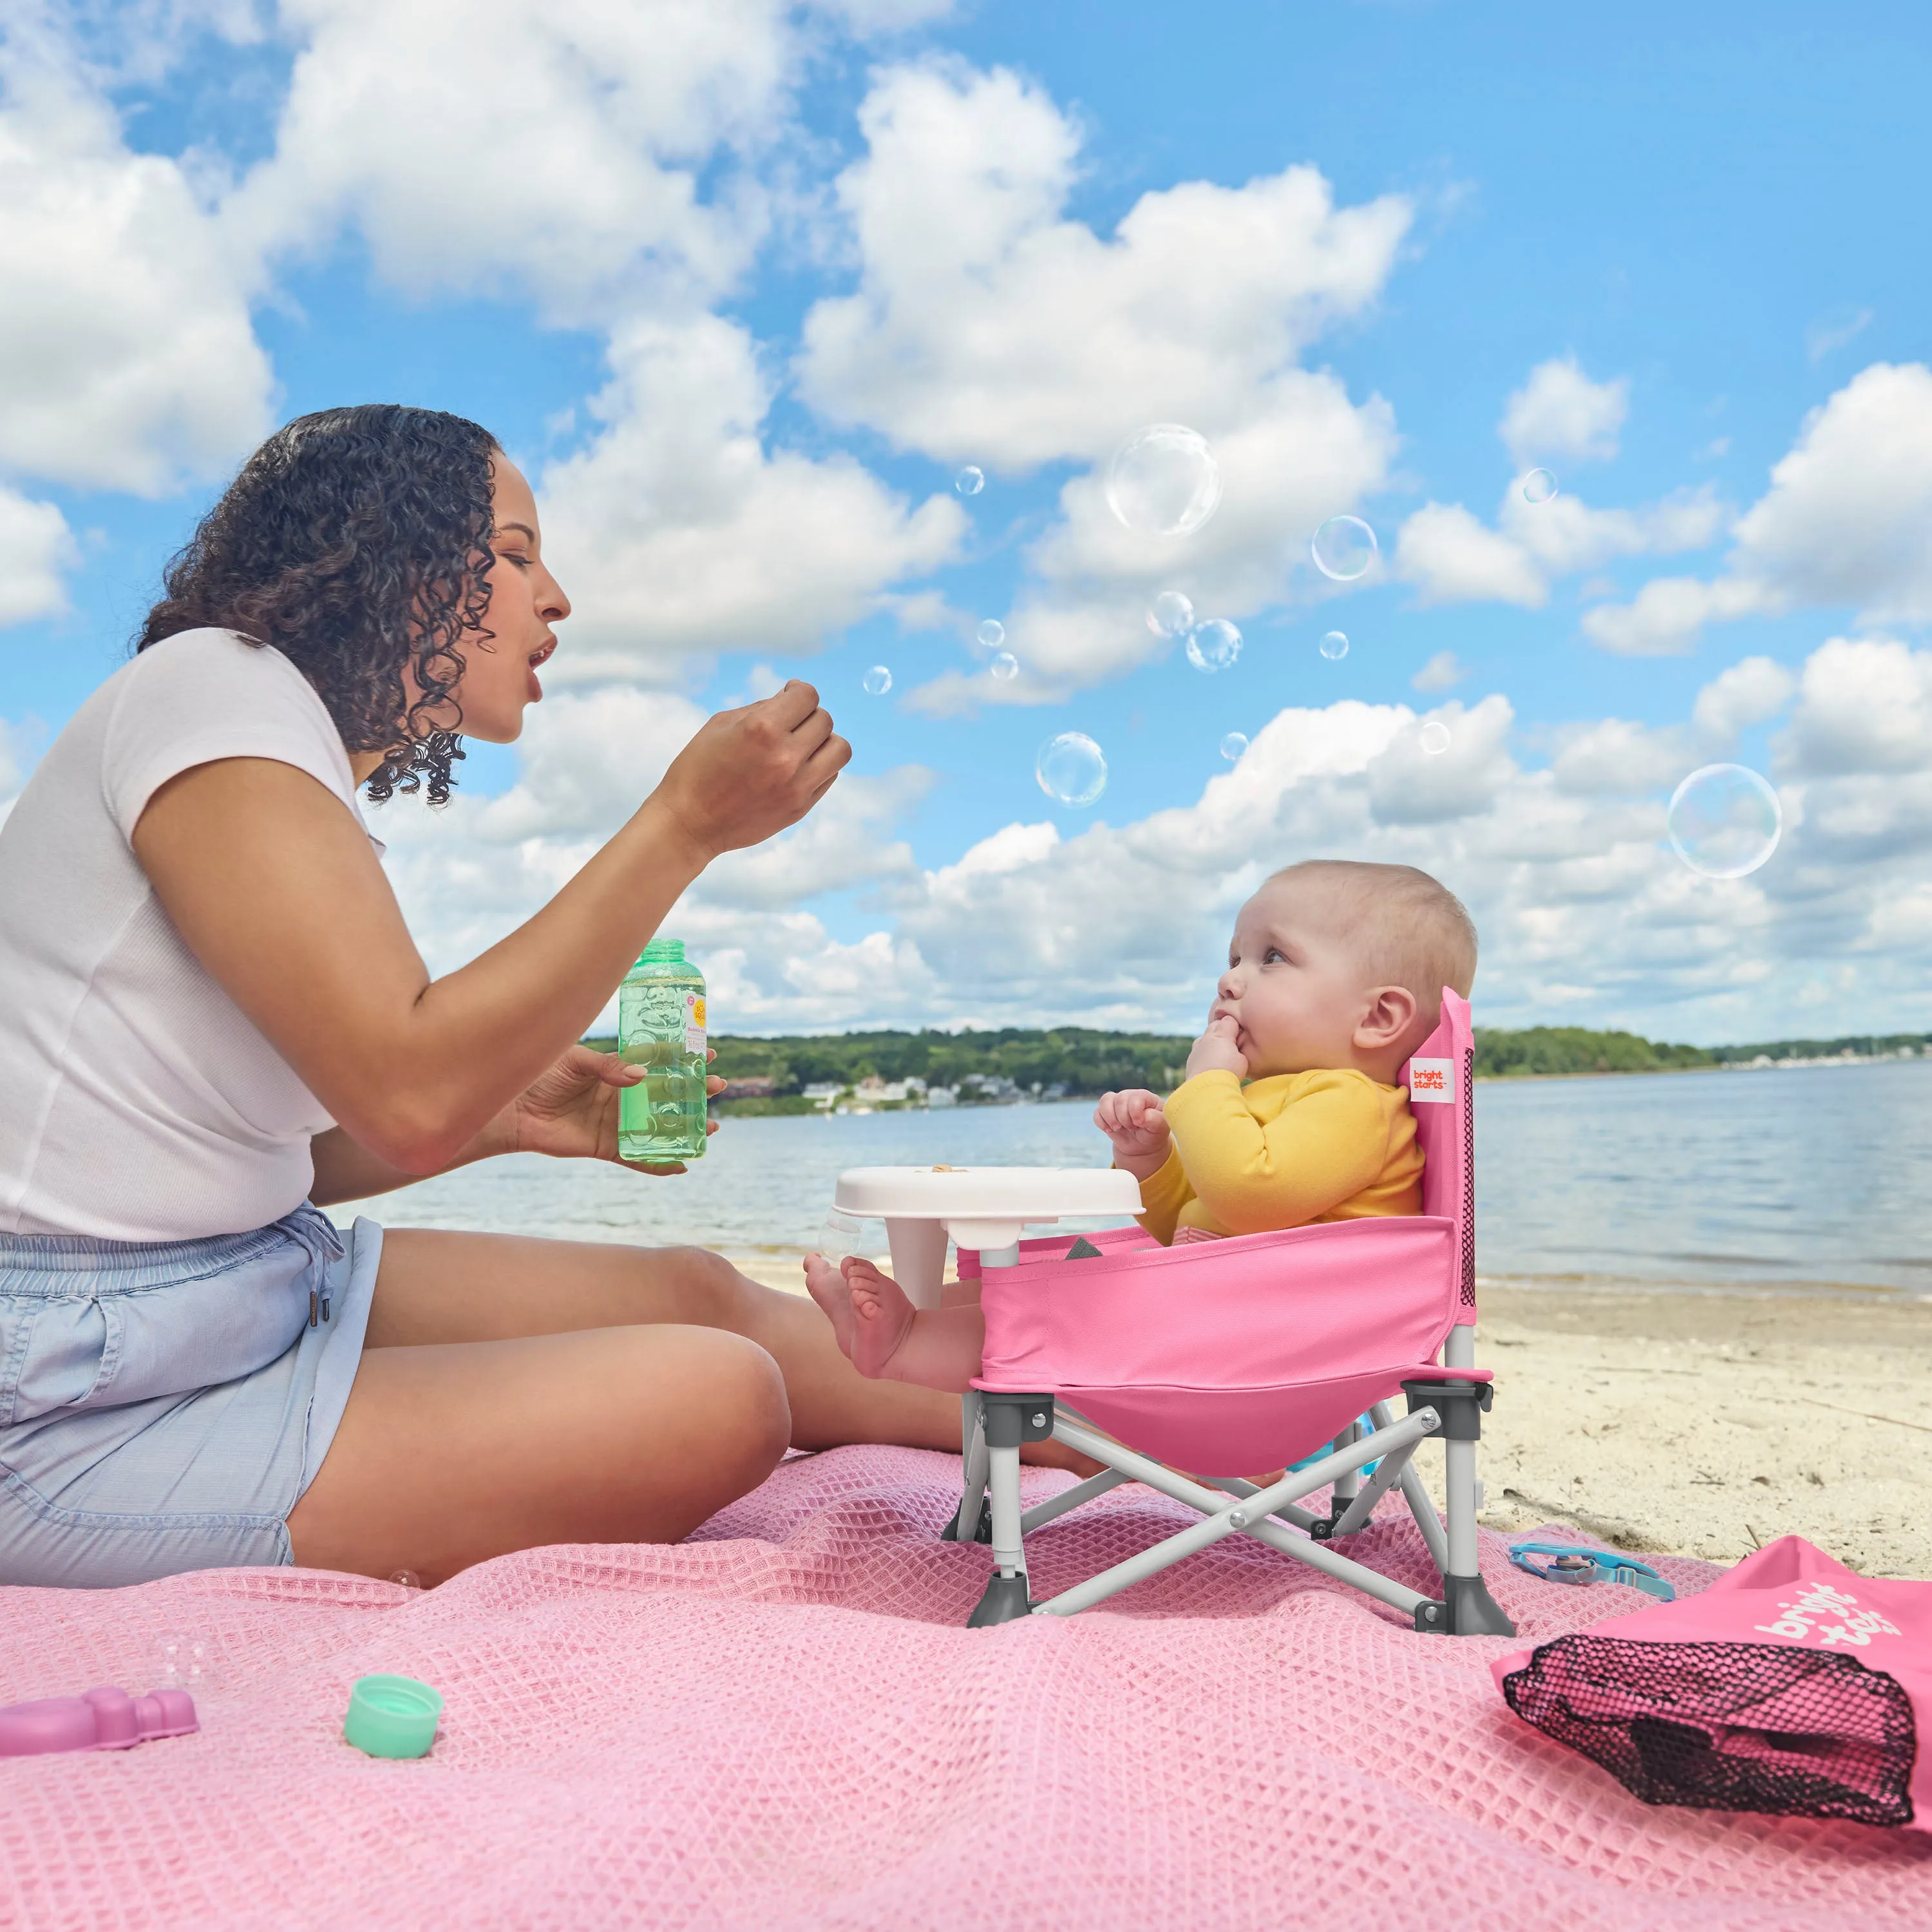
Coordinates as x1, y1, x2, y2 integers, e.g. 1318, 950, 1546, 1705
1493, 1535, 1932, 1827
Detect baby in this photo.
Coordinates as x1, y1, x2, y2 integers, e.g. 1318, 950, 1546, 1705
804, 858, 1477, 1391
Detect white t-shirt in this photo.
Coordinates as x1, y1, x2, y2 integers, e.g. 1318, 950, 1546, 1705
0, 628, 385, 1241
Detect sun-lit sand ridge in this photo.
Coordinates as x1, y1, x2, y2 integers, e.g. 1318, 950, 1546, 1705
732, 1253, 1932, 1580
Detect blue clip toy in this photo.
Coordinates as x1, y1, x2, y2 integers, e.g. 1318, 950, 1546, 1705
1508, 1541, 1675, 1601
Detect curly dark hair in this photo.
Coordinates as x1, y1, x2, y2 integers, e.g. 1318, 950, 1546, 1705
135, 404, 500, 804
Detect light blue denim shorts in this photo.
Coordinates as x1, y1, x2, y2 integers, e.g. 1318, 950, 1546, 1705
0, 1204, 379, 1588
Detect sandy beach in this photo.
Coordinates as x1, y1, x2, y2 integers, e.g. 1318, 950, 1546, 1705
729, 1251, 1931, 1580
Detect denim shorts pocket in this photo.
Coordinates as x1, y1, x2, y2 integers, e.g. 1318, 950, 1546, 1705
0, 1294, 113, 1428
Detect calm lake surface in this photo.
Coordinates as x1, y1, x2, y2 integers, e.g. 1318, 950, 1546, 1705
331, 1059, 1932, 1297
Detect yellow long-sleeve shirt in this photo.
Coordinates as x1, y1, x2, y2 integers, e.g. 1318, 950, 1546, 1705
1135, 1066, 1423, 1243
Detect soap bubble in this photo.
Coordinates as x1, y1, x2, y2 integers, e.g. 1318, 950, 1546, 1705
1419, 722, 1452, 755
862, 665, 892, 696
1522, 468, 1558, 504
1311, 515, 1378, 582
817, 1209, 867, 1263
1185, 618, 1242, 674
954, 466, 984, 497
1146, 590, 1195, 638
390, 1570, 423, 1591
976, 618, 1005, 649
1220, 732, 1249, 762
1320, 629, 1349, 661
1106, 425, 1222, 538
1036, 732, 1108, 808
990, 651, 1019, 681
1667, 763, 1782, 878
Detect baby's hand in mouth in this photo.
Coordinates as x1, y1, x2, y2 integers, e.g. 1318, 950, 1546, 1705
1186, 1013, 1248, 1081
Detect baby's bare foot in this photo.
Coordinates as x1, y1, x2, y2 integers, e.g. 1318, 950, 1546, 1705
844, 1256, 918, 1379
802, 1251, 858, 1357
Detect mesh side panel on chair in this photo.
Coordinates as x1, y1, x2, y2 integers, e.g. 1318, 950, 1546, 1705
1459, 1044, 1477, 1310
1501, 1635, 1915, 1824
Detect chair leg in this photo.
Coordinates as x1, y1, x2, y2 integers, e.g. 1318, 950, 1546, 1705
967, 1442, 1032, 1625
942, 1392, 990, 1542
1403, 1378, 1515, 1637
967, 1393, 1052, 1626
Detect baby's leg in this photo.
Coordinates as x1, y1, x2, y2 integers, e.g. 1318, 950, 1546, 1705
844, 1258, 988, 1391
802, 1251, 858, 1358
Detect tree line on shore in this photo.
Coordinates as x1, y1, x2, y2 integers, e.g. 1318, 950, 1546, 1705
582, 1021, 1931, 1112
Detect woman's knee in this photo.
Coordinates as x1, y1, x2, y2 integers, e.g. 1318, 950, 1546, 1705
661, 1325, 791, 1482
638, 1244, 760, 1331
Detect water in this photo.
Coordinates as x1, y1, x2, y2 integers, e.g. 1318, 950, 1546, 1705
332, 1061, 1932, 1298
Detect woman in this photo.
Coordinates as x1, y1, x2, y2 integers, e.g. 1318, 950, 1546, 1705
0, 403, 964, 1589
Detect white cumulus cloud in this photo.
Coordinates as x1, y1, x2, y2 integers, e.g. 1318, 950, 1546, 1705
0, 484, 77, 625
1500, 355, 1629, 469
535, 314, 965, 684
0, 21, 272, 493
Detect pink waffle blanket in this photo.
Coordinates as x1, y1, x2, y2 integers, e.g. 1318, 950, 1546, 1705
4, 1448, 1929, 1930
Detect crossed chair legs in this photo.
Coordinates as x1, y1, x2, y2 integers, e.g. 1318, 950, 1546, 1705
947, 1384, 1516, 1636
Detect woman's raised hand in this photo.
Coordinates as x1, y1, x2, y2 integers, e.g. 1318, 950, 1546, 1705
652, 681, 851, 860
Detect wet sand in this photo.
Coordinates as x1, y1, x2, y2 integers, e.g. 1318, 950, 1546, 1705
728, 1251, 1932, 1580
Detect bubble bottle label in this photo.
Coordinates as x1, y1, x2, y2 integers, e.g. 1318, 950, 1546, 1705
685, 993, 706, 1057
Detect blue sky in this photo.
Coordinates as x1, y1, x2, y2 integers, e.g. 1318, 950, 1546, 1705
3, 0, 1930, 1042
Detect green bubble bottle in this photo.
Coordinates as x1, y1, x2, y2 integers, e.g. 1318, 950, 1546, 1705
617, 939, 708, 1163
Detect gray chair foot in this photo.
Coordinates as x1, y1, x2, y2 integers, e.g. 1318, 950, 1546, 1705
940, 1497, 993, 1544
967, 1571, 1034, 1627
1417, 1572, 1516, 1636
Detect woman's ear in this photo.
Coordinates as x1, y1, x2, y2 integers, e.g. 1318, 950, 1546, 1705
1354, 983, 1419, 1051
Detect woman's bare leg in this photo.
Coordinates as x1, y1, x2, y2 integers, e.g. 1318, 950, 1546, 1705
286, 1323, 790, 1584
362, 1227, 965, 1452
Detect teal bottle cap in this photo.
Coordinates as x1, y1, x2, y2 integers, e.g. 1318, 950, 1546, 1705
343, 1674, 443, 1759
637, 938, 685, 964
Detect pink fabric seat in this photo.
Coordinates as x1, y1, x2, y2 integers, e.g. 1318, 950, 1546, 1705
947, 992, 1511, 1635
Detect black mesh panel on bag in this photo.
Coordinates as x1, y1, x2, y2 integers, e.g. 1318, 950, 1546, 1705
1501, 1635, 1915, 1825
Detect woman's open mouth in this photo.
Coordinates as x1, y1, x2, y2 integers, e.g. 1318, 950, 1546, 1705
527, 634, 557, 699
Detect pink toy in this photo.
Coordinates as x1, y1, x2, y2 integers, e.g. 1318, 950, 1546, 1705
1494, 1535, 1932, 1827
0, 1687, 198, 1758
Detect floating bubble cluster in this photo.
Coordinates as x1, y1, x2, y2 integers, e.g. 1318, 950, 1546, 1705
990, 651, 1019, 681
1146, 590, 1195, 638
1106, 426, 1222, 538
1185, 618, 1242, 674
862, 665, 892, 696
1311, 515, 1378, 582
976, 618, 1005, 649
1320, 629, 1349, 661
1667, 763, 1782, 878
1419, 722, 1452, 755
954, 466, 985, 497
1036, 732, 1108, 807
1219, 733, 1249, 762
1522, 468, 1558, 504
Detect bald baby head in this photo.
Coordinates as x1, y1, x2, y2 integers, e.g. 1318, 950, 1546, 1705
1256, 861, 1476, 1028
